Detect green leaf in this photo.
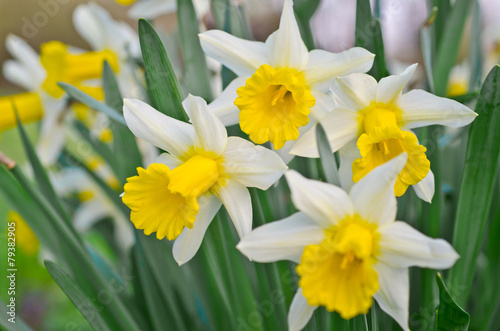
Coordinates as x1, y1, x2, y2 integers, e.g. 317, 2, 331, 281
449, 66, 500, 305
355, 0, 387, 80
102, 61, 143, 179
177, 0, 213, 101
433, 0, 473, 96
293, 0, 320, 50
45, 260, 114, 331
138, 19, 188, 122
420, 6, 438, 93
13, 105, 72, 227
58, 82, 126, 126
435, 273, 470, 330
316, 124, 341, 186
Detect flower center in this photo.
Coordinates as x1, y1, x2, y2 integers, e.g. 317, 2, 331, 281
0, 92, 43, 132
122, 154, 221, 240
297, 215, 379, 319
353, 106, 430, 196
235, 64, 315, 149
40, 41, 119, 98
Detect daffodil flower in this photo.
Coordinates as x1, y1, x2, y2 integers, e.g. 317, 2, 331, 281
237, 154, 459, 331
291, 64, 477, 201
121, 95, 287, 265
200, 0, 374, 154
126, 0, 210, 21
1, 35, 113, 165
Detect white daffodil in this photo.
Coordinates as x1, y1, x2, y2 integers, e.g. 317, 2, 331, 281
125, 0, 210, 21
1, 35, 113, 165
73, 2, 142, 99
237, 154, 459, 331
200, 0, 374, 156
121, 95, 287, 265
291, 64, 477, 201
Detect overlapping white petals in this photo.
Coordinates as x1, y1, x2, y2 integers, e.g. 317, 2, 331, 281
128, 0, 177, 19
291, 109, 359, 158
212, 179, 252, 238
288, 288, 318, 331
154, 153, 182, 169
373, 263, 410, 331
237, 212, 324, 264
285, 170, 353, 228
378, 221, 459, 269
399, 89, 478, 128
376, 63, 417, 104
5, 34, 45, 85
207, 77, 247, 126
3, 60, 37, 91
265, 0, 309, 70
304, 48, 374, 91
222, 137, 287, 190
173, 194, 222, 265
199, 30, 268, 76
123, 98, 194, 157
349, 154, 407, 225
330, 73, 378, 110
183, 94, 227, 155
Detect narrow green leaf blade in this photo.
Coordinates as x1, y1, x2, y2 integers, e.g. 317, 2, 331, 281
138, 19, 188, 122
177, 0, 213, 101
1, 299, 34, 331
293, 0, 320, 50
435, 273, 470, 330
58, 82, 126, 126
45, 260, 113, 331
449, 65, 500, 305
13, 105, 71, 226
316, 124, 340, 186
355, 0, 387, 80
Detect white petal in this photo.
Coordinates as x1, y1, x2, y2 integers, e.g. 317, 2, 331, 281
273, 138, 298, 165
288, 288, 317, 331
237, 212, 324, 264
376, 63, 417, 104
207, 77, 247, 126
222, 137, 287, 190
265, 0, 309, 70
349, 154, 407, 225
309, 90, 335, 121
304, 48, 375, 91
74, 200, 108, 232
398, 89, 477, 129
330, 73, 378, 110
338, 139, 360, 191
154, 153, 182, 169
290, 109, 359, 158
128, 0, 177, 19
5, 34, 45, 84
212, 179, 252, 238
123, 98, 194, 158
378, 221, 459, 269
373, 263, 409, 331
183, 94, 227, 155
2, 60, 37, 91
199, 30, 267, 77
413, 169, 435, 203
73, 4, 105, 50
285, 170, 353, 228
173, 194, 222, 265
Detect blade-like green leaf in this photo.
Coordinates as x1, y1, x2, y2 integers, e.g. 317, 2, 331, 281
138, 19, 188, 122
433, 0, 473, 96
316, 124, 341, 186
435, 273, 470, 330
420, 6, 438, 93
13, 105, 72, 228
177, 0, 213, 101
355, 0, 387, 80
102, 61, 143, 179
45, 260, 114, 331
293, 0, 320, 50
449, 66, 500, 305
58, 82, 126, 125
